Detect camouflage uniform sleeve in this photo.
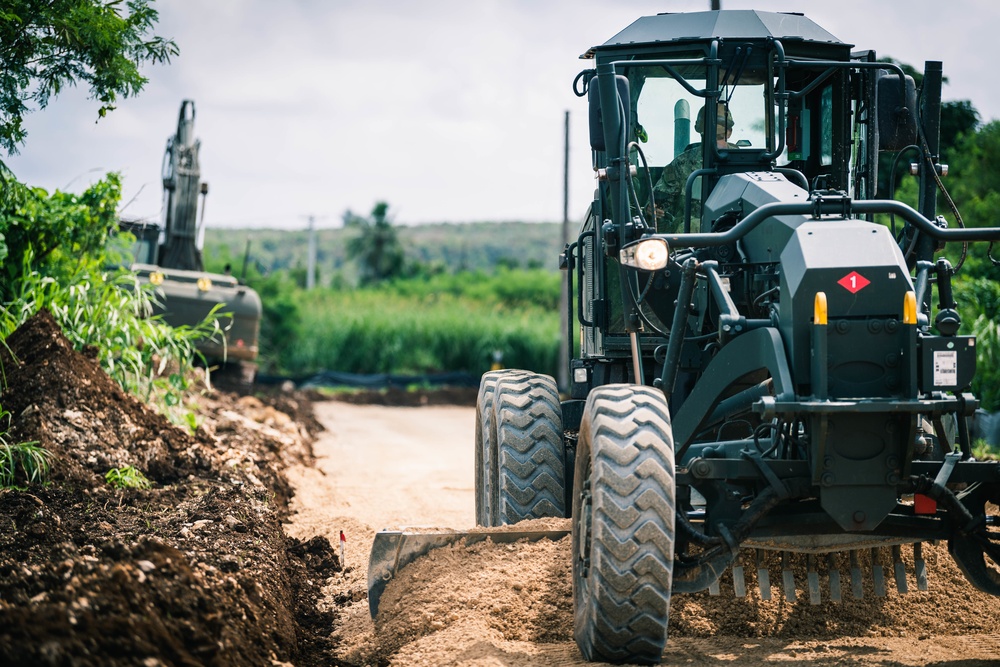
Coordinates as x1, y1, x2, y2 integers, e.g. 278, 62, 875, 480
652, 147, 700, 233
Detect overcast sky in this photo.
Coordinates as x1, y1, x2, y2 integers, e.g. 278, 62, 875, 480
5, 0, 998, 230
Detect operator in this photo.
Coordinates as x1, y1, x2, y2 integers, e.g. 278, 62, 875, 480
648, 103, 735, 233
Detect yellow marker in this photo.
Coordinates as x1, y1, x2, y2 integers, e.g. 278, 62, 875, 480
903, 291, 917, 325
814, 292, 828, 325
197, 277, 212, 292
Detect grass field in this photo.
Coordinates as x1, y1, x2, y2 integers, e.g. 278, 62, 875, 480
278, 285, 562, 379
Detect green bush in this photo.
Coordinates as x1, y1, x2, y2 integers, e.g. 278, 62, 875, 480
1, 174, 222, 402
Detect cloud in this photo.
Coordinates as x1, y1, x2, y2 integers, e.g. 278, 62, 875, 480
5, 0, 998, 228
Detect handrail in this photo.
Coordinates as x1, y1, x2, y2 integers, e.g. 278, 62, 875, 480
646, 198, 1000, 249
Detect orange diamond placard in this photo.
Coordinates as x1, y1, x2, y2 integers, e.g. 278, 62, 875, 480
838, 271, 870, 294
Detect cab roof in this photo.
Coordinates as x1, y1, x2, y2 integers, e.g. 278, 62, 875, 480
582, 10, 850, 59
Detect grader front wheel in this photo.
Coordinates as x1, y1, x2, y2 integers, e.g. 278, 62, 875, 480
573, 384, 676, 665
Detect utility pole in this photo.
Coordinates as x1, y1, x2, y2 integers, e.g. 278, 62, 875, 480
302, 214, 329, 289
711, 0, 721, 9
559, 111, 570, 392
306, 214, 317, 290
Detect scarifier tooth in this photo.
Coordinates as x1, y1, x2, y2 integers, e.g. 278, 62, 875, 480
733, 558, 747, 598
914, 542, 928, 591
756, 549, 772, 601
827, 553, 842, 602
850, 550, 864, 599
892, 545, 908, 594
872, 547, 887, 598
709, 575, 721, 596
807, 554, 821, 605
782, 551, 796, 602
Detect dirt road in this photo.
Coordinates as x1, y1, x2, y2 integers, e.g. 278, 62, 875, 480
287, 401, 1000, 666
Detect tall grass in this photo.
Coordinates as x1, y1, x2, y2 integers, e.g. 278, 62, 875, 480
283, 289, 560, 378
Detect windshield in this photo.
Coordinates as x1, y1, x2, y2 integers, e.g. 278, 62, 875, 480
626, 66, 771, 232
633, 73, 769, 165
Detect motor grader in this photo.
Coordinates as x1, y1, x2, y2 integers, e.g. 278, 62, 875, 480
370, 9, 1000, 664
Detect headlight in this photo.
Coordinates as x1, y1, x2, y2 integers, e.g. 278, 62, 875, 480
149, 271, 165, 286
197, 277, 213, 292
620, 238, 669, 271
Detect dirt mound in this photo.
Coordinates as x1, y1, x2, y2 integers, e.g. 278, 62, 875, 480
1, 309, 201, 486
0, 310, 336, 666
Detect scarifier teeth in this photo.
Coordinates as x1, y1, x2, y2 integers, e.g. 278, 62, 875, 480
872, 547, 887, 598
732, 557, 747, 598
756, 549, 772, 601
892, 545, 908, 594
709, 576, 721, 596
827, 553, 842, 602
850, 550, 864, 599
914, 542, 928, 591
782, 551, 796, 602
807, 554, 821, 605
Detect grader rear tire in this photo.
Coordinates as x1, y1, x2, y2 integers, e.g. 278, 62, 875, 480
573, 384, 676, 665
490, 371, 566, 524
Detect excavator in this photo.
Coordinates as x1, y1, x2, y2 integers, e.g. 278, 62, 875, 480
120, 100, 261, 389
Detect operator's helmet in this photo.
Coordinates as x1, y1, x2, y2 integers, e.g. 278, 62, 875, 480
695, 103, 735, 134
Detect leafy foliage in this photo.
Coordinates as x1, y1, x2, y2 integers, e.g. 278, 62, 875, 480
0, 172, 123, 303
0, 173, 220, 400
0, 0, 177, 156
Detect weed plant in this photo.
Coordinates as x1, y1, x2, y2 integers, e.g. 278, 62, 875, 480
105, 465, 152, 490
0, 406, 49, 487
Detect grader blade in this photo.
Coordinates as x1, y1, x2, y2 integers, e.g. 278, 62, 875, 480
367, 528, 569, 618
756, 549, 772, 600
850, 550, 864, 599
915, 543, 929, 591
827, 554, 842, 602
781, 552, 796, 602
872, 547, 888, 598
732, 557, 747, 597
892, 545, 909, 594
806, 554, 821, 605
